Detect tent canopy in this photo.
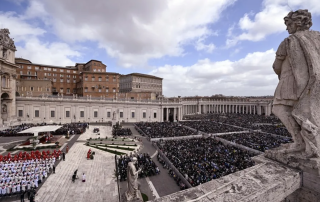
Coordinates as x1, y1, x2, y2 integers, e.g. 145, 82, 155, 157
18, 125, 62, 136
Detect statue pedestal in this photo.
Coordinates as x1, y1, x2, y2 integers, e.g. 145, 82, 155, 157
266, 146, 320, 202
265, 146, 320, 176
122, 190, 143, 202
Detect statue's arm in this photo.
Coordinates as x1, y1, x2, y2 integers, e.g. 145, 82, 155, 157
273, 40, 287, 79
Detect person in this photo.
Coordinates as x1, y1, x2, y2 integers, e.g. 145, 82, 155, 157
66, 146, 69, 154
272, 9, 320, 157
52, 165, 55, 174
62, 152, 65, 161
82, 173, 85, 182
125, 157, 141, 200
20, 191, 25, 202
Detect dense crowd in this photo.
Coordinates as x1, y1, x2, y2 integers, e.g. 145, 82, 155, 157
112, 128, 132, 137
181, 121, 243, 134
135, 122, 196, 138
0, 123, 88, 137
255, 125, 291, 137
219, 132, 292, 152
116, 153, 160, 181
157, 153, 186, 190
51, 123, 88, 135
156, 138, 255, 187
0, 150, 61, 198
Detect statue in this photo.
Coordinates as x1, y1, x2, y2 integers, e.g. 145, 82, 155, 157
113, 111, 116, 120
124, 157, 143, 201
2, 105, 7, 113
266, 9, 320, 168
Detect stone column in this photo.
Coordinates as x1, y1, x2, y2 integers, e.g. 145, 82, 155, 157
166, 107, 169, 121
173, 107, 176, 121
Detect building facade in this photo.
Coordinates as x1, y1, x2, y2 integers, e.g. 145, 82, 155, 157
119, 73, 163, 96
0, 29, 18, 125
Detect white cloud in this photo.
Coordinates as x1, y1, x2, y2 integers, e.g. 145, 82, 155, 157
227, 0, 320, 47
195, 37, 215, 53
149, 49, 277, 97
27, 0, 236, 67
0, 10, 80, 66
16, 38, 80, 66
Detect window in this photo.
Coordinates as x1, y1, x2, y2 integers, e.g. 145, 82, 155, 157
113, 88, 116, 92
60, 88, 63, 93
80, 111, 84, 117
131, 112, 135, 118
48, 73, 51, 76
51, 111, 55, 117
85, 87, 88, 92
44, 67, 48, 70
48, 68, 51, 71
93, 69, 96, 72
44, 73, 47, 76
18, 110, 23, 117
60, 79, 63, 82
106, 77, 109, 81
73, 75, 76, 78
53, 68, 57, 71
60, 74, 64, 77
35, 67, 39, 70
52, 87, 56, 92
106, 88, 109, 93
67, 70, 70, 73
30, 87, 34, 91
66, 111, 70, 118
73, 79, 76, 83
60, 69, 64, 72
27, 66, 31, 69
46, 88, 50, 92
73, 71, 77, 73
98, 69, 101, 72
53, 78, 56, 82
154, 112, 157, 118
27, 71, 31, 75
94, 111, 98, 118
92, 78, 95, 81
67, 79, 70, 83
73, 88, 76, 93
98, 89, 101, 92
120, 112, 123, 118
35, 72, 37, 76
98, 77, 102, 81
20, 71, 23, 74
107, 112, 111, 118
67, 88, 70, 94
143, 112, 146, 118
35, 110, 39, 117
85, 77, 88, 81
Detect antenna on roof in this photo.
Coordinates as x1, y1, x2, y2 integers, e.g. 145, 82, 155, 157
286, 0, 293, 11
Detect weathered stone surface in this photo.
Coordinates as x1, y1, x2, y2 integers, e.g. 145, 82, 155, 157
151, 155, 301, 202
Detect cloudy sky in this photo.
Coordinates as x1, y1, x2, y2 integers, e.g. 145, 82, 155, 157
1, 0, 320, 97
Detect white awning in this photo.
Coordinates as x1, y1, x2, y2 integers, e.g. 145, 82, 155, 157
18, 125, 62, 134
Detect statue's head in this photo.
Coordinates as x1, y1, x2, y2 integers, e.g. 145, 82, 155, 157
284, 9, 312, 34
132, 157, 137, 162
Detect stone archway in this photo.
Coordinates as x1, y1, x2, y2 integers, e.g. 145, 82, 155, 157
1, 93, 10, 121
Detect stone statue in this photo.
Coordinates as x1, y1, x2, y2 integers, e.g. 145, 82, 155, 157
267, 10, 320, 161
124, 157, 143, 201
113, 111, 116, 120
2, 105, 7, 113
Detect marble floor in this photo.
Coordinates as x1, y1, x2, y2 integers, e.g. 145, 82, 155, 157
34, 125, 119, 202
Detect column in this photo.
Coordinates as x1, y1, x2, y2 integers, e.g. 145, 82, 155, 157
161, 107, 163, 122
166, 107, 169, 121
173, 107, 176, 122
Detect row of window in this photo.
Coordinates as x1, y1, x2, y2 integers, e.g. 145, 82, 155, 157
21, 66, 78, 73
18, 110, 157, 119
18, 87, 50, 92
84, 88, 116, 93
84, 77, 116, 82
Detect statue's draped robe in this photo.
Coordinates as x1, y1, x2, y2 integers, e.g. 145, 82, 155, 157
277, 30, 320, 155
126, 162, 138, 198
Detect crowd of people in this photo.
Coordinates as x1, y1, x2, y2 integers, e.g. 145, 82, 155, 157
112, 128, 132, 137
135, 122, 196, 138
0, 123, 88, 137
51, 123, 88, 135
219, 132, 292, 152
116, 153, 160, 182
181, 121, 243, 134
157, 153, 186, 190
156, 138, 255, 187
255, 125, 291, 137
0, 150, 60, 199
